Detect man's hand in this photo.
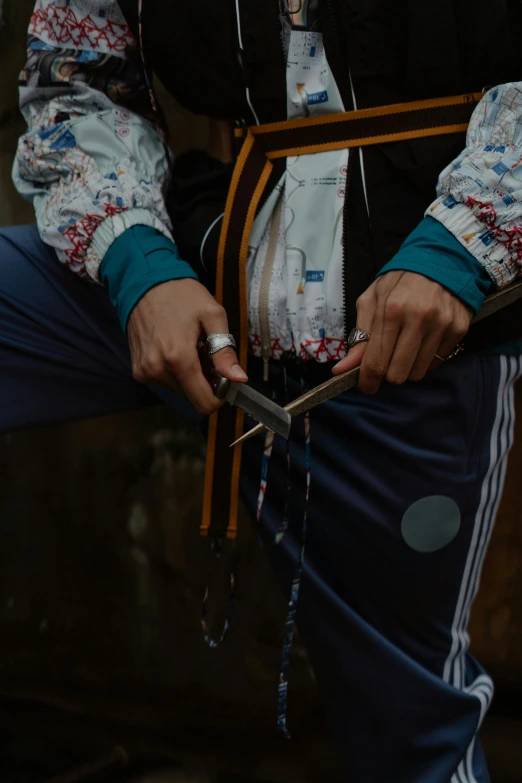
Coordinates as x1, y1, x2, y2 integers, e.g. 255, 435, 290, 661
333, 271, 473, 395
127, 279, 247, 415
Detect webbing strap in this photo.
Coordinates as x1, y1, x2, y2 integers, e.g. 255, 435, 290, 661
202, 131, 273, 539
236, 92, 484, 158
202, 92, 482, 540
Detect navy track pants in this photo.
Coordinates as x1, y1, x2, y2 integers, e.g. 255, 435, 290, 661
1, 225, 520, 782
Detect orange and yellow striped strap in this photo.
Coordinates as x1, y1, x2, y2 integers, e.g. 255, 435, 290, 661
235, 92, 483, 158
202, 92, 482, 540
202, 131, 273, 539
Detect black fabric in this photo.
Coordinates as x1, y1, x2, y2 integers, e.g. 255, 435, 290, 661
167, 151, 233, 292
119, 0, 522, 338
167, 151, 286, 296
119, 0, 287, 124
467, 298, 522, 352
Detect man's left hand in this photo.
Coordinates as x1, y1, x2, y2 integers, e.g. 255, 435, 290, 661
333, 271, 473, 395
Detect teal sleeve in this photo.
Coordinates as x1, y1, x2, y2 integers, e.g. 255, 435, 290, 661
377, 216, 493, 315
100, 225, 198, 332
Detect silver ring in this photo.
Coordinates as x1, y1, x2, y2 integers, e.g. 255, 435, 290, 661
206, 333, 237, 355
435, 343, 465, 363
348, 326, 371, 349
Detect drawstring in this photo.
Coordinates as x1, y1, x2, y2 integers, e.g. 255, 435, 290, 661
257, 428, 276, 523
255, 359, 312, 738
277, 369, 311, 738
137, 0, 160, 125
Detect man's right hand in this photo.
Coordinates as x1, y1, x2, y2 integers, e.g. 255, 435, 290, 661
127, 279, 248, 415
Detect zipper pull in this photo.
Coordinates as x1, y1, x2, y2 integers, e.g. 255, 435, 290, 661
234, 118, 248, 159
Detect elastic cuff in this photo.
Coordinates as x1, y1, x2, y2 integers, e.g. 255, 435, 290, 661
427, 198, 518, 288
88, 208, 174, 281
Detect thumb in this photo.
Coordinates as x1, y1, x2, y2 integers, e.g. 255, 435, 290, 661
212, 346, 248, 383
332, 342, 367, 376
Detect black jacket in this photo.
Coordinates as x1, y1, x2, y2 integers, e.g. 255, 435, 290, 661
120, 0, 522, 332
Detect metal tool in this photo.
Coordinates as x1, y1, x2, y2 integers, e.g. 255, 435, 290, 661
232, 278, 522, 446
200, 345, 292, 440
231, 366, 360, 446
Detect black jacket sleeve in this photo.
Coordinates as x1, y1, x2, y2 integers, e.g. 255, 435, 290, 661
166, 150, 233, 293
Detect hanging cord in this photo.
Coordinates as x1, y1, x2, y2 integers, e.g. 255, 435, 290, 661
255, 357, 312, 739
275, 363, 293, 543
201, 539, 239, 648
277, 364, 311, 738
137, 0, 172, 167
233, 0, 260, 124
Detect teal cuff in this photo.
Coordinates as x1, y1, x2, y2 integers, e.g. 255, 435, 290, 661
100, 225, 198, 332
377, 216, 493, 315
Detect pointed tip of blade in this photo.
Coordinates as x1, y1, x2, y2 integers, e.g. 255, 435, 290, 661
230, 422, 266, 447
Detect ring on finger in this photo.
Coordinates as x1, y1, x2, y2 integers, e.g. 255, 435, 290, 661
435, 343, 465, 363
206, 333, 237, 355
348, 326, 371, 349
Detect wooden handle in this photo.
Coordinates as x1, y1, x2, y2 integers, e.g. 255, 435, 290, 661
471, 279, 522, 324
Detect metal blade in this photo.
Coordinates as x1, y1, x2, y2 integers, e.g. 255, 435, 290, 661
231, 366, 360, 446
227, 382, 291, 440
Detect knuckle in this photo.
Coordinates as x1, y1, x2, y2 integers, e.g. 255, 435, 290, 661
165, 350, 185, 373
441, 317, 455, 332
448, 328, 465, 345
418, 304, 438, 323
455, 318, 470, 339
437, 309, 454, 330
444, 318, 467, 343
134, 356, 163, 382
375, 276, 389, 294
356, 291, 372, 310
206, 302, 227, 320
384, 299, 403, 321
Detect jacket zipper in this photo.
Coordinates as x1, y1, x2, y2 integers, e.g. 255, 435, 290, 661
276, 0, 289, 56
323, 0, 354, 346
259, 194, 284, 381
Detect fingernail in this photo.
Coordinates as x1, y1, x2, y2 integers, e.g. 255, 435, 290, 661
232, 364, 248, 381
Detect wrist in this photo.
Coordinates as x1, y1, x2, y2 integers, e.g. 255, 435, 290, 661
100, 225, 198, 332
